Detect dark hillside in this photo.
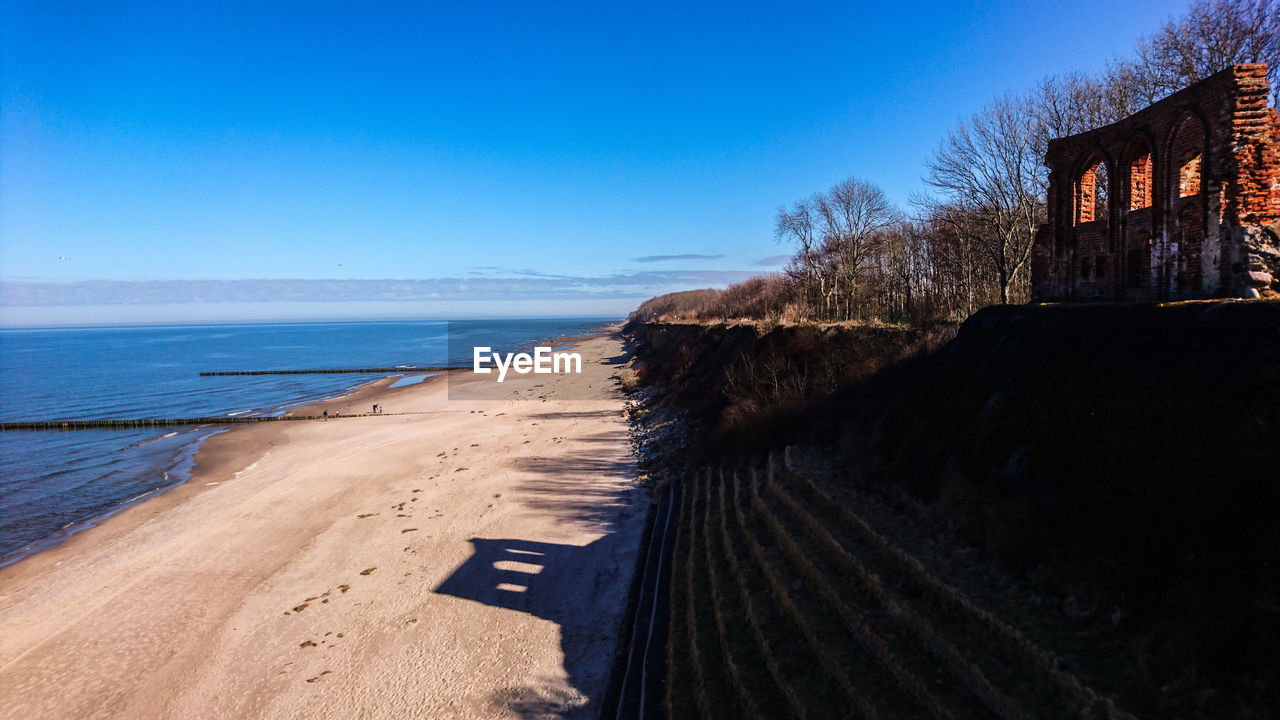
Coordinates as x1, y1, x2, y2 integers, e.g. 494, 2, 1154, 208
828, 300, 1280, 687
631, 298, 1280, 714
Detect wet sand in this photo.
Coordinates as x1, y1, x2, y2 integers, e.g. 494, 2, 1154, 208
0, 333, 645, 719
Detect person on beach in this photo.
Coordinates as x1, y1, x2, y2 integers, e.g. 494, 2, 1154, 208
323, 409, 328, 421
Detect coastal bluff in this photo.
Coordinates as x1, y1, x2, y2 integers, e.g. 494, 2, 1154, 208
626, 298, 1280, 717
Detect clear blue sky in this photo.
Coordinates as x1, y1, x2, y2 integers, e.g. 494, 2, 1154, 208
1, 0, 1187, 325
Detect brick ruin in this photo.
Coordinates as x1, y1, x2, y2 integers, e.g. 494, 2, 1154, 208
1032, 64, 1280, 302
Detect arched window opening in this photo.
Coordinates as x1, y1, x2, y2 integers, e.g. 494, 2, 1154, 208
1075, 159, 1110, 224
1178, 152, 1202, 197
1168, 112, 1206, 201
1128, 150, 1152, 209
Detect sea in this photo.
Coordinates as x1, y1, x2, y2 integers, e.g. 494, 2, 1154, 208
0, 318, 614, 566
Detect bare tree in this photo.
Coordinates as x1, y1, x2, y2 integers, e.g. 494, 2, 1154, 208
1030, 72, 1126, 154
925, 94, 1044, 305
775, 197, 822, 315
1120, 0, 1280, 106
1030, 1, 1279, 157
814, 177, 901, 319
876, 220, 933, 321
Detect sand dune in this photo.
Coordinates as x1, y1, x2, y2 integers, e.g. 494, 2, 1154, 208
0, 334, 645, 720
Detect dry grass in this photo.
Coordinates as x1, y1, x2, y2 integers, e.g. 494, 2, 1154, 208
666, 448, 1146, 718
731, 467, 886, 720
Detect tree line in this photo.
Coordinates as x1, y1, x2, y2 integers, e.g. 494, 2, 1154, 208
675, 0, 1278, 326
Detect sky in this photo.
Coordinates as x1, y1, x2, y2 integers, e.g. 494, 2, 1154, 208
1, 0, 1189, 325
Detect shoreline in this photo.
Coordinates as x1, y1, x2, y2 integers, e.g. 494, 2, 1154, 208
0, 372, 436, 569
0, 427, 227, 569
1, 329, 643, 719
0, 324, 615, 569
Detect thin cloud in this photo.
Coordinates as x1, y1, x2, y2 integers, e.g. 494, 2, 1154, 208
0, 270, 760, 307
753, 254, 793, 267
632, 254, 724, 263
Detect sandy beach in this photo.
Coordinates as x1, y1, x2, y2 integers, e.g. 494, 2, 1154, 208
0, 333, 645, 720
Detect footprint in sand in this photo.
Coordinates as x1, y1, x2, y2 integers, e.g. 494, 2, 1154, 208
357, 513, 379, 519
305, 671, 332, 683
401, 528, 418, 533
360, 567, 376, 576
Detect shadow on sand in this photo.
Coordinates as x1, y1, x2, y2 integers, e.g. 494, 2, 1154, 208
433, 428, 645, 719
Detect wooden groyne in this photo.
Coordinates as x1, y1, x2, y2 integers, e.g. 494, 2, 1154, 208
0, 412, 418, 431
199, 367, 462, 376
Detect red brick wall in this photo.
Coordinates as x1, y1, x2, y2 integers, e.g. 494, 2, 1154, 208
1226, 65, 1279, 225
1032, 64, 1279, 302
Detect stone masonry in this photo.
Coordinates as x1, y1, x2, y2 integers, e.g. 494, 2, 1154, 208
1032, 64, 1280, 302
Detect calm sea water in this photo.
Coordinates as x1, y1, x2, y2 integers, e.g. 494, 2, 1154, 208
0, 318, 613, 564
